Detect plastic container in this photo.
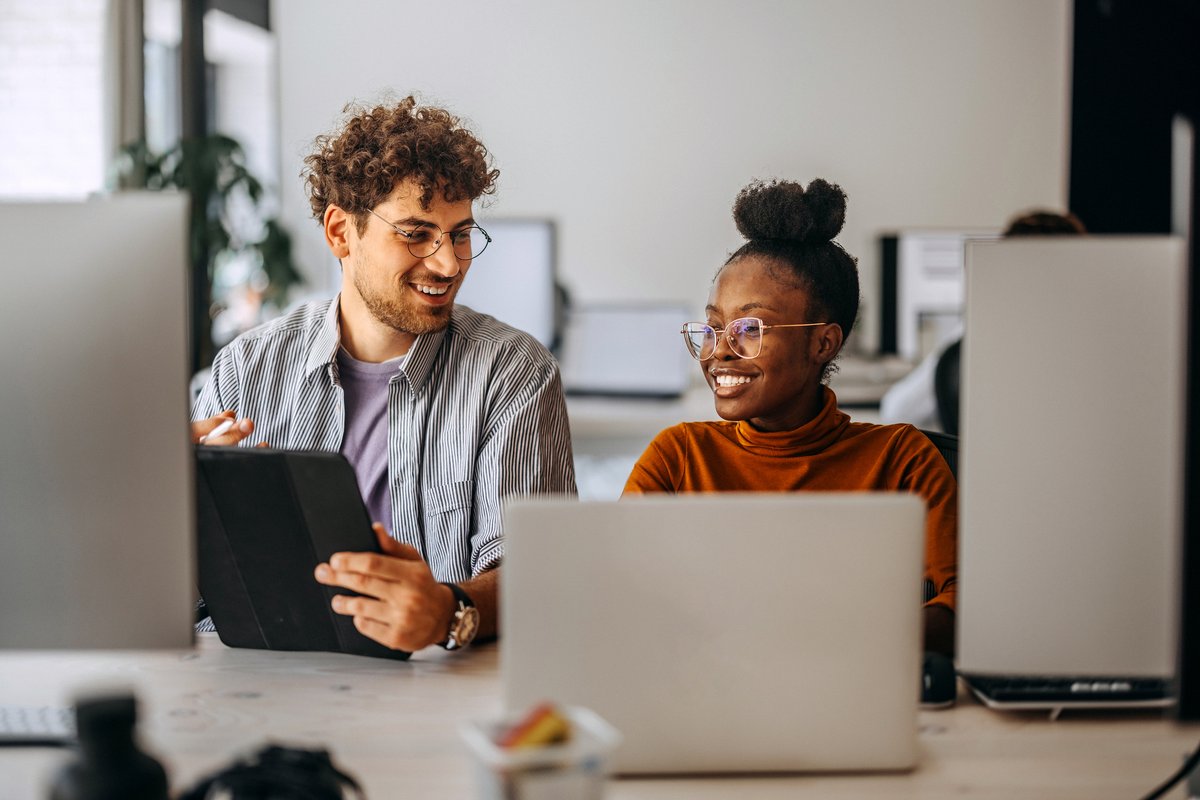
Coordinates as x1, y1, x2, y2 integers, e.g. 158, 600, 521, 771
460, 706, 620, 800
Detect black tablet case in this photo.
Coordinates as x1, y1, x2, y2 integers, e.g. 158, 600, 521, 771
194, 447, 410, 660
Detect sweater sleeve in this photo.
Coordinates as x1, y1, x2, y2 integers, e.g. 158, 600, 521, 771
894, 427, 958, 613
622, 426, 687, 495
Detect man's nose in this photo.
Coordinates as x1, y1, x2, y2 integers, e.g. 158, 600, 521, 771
422, 238, 461, 278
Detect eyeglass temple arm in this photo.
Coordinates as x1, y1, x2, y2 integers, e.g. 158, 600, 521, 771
760, 322, 829, 330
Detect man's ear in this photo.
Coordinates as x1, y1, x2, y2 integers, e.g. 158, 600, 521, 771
324, 205, 351, 260
812, 322, 844, 366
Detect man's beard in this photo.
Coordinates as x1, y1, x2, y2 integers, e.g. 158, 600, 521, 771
354, 270, 453, 336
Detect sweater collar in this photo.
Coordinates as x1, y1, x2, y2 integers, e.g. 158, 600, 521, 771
734, 387, 850, 455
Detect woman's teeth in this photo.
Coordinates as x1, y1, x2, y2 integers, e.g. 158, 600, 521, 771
714, 375, 751, 387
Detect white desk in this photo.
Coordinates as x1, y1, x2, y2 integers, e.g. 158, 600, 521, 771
566, 387, 720, 499
3, 635, 1197, 799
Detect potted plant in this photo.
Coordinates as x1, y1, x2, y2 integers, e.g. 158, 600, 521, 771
114, 134, 302, 371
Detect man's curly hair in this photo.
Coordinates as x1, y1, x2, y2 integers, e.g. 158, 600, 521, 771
303, 96, 499, 233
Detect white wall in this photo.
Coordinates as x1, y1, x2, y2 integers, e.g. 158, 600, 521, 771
273, 0, 1070, 352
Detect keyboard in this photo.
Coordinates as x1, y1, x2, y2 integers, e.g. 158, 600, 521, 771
0, 705, 76, 746
963, 674, 1173, 710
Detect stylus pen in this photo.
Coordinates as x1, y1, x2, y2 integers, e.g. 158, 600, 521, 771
198, 417, 237, 444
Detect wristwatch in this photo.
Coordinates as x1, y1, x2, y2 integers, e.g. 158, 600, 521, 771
440, 583, 480, 651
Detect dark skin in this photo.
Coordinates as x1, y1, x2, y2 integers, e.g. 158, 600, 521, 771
706, 256, 955, 656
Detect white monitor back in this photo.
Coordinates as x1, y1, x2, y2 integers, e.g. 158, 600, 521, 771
958, 236, 1186, 677
454, 218, 558, 349
0, 193, 195, 649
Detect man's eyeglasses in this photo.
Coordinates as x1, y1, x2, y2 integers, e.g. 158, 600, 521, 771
369, 210, 491, 261
680, 317, 829, 360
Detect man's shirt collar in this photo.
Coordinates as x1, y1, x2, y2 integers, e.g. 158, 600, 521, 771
305, 294, 449, 393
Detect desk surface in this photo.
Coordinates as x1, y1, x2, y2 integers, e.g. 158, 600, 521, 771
2, 635, 1197, 800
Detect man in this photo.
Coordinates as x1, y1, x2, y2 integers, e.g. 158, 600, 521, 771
192, 97, 576, 652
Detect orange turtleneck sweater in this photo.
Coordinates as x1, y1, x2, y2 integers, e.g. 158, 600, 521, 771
623, 388, 958, 612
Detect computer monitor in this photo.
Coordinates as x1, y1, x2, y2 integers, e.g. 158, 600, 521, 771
557, 303, 694, 399
878, 229, 1001, 360
0, 193, 195, 649
958, 236, 1186, 684
455, 217, 560, 351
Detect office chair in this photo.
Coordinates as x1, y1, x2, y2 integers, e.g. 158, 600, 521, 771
919, 429, 958, 481
933, 338, 962, 436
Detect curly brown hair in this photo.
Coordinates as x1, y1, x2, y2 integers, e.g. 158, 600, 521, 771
303, 96, 499, 233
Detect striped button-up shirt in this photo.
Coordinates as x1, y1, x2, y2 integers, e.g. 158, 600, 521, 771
193, 297, 577, 584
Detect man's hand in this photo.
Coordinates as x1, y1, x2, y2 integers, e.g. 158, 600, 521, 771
314, 523, 457, 652
192, 411, 255, 446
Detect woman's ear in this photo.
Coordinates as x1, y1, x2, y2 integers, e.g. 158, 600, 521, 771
812, 322, 844, 366
324, 205, 351, 260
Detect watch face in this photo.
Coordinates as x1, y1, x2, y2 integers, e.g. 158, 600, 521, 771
451, 605, 480, 649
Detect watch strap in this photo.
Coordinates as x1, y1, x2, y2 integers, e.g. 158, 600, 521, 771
439, 582, 477, 650
442, 581, 475, 609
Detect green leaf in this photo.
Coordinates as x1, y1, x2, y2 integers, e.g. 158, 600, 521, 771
105, 132, 308, 355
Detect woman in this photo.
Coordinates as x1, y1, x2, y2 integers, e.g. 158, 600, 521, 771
623, 179, 956, 655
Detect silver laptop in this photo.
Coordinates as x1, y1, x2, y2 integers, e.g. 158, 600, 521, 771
957, 237, 1185, 710
501, 493, 926, 774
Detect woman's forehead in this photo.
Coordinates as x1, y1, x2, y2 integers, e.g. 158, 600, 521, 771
709, 258, 809, 315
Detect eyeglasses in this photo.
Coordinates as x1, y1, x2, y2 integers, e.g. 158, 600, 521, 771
680, 317, 829, 360
369, 209, 491, 261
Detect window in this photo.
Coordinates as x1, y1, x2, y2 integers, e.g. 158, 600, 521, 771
0, 0, 107, 198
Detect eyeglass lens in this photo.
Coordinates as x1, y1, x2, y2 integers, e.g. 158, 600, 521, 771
403, 222, 489, 260
682, 318, 764, 360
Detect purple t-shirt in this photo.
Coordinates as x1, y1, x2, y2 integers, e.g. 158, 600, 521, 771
336, 348, 405, 531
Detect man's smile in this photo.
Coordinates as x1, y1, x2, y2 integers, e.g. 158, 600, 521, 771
407, 279, 455, 306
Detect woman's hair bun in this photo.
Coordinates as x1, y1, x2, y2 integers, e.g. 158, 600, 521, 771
732, 178, 847, 244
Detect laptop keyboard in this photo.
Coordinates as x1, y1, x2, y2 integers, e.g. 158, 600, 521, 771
964, 674, 1171, 706
0, 705, 75, 746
